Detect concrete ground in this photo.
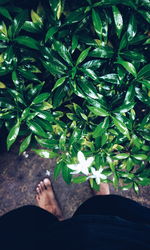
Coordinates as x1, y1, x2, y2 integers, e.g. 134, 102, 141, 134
0, 144, 150, 219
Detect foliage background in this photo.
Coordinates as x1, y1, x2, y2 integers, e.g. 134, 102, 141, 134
0, 0, 150, 191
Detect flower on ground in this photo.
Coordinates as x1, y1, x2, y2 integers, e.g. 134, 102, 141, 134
67, 151, 94, 176
45, 170, 51, 176
88, 167, 107, 185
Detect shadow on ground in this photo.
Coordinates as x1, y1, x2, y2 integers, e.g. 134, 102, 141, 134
0, 145, 150, 219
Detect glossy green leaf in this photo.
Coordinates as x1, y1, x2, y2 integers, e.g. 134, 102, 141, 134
132, 154, 148, 160
22, 21, 41, 33
116, 60, 137, 77
93, 117, 109, 138
88, 106, 109, 117
114, 153, 130, 159
0, 7, 12, 21
53, 40, 72, 66
11, 10, 28, 37
112, 6, 123, 38
112, 116, 130, 140
113, 102, 135, 113
90, 47, 114, 58
45, 26, 58, 42
31, 10, 42, 25
33, 149, 58, 158
54, 161, 63, 179
52, 77, 66, 91
62, 165, 72, 184
49, 0, 62, 20
72, 176, 87, 183
15, 36, 40, 50
127, 14, 137, 41
7, 120, 20, 150
92, 9, 102, 40
12, 71, 19, 88
76, 47, 91, 66
19, 134, 32, 155
31, 93, 50, 105
99, 74, 119, 84
137, 64, 150, 79
27, 120, 48, 138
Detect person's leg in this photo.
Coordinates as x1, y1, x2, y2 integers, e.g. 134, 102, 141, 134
0, 178, 63, 250
73, 183, 150, 224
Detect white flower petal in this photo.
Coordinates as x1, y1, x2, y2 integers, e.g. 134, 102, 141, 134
70, 170, 80, 175
96, 177, 101, 185
86, 157, 94, 167
100, 174, 107, 180
77, 151, 85, 164
81, 166, 89, 176
91, 167, 96, 175
67, 164, 79, 170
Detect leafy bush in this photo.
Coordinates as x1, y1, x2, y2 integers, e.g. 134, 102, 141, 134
0, 0, 150, 191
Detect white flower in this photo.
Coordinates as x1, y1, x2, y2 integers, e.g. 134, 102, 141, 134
67, 151, 94, 176
88, 167, 106, 185
45, 170, 51, 176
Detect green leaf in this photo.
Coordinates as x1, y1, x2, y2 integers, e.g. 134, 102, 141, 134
35, 136, 58, 149
45, 26, 58, 42
62, 165, 72, 184
52, 77, 66, 91
54, 161, 63, 179
137, 64, 150, 79
116, 60, 137, 78
138, 80, 150, 89
0, 7, 12, 21
27, 120, 48, 138
112, 6, 123, 39
93, 117, 109, 138
0, 81, 6, 88
127, 14, 137, 41
11, 10, 28, 37
113, 102, 135, 113
132, 154, 148, 160
53, 40, 72, 66
112, 116, 130, 140
124, 85, 135, 104
33, 149, 58, 158
72, 176, 87, 184
99, 74, 119, 84
31, 10, 42, 25
114, 153, 130, 159
7, 120, 20, 150
18, 68, 39, 81
31, 93, 50, 105
88, 105, 109, 117
19, 134, 32, 155
15, 36, 40, 50
49, 0, 62, 20
65, 7, 86, 24
90, 47, 114, 58
12, 71, 19, 88
92, 9, 102, 40
133, 182, 139, 194
22, 21, 41, 33
76, 47, 91, 66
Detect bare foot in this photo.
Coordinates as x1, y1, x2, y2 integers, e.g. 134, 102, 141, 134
94, 183, 110, 195
35, 178, 63, 221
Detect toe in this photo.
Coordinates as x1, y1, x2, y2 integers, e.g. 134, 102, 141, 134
40, 181, 45, 191
43, 178, 51, 189
36, 187, 41, 194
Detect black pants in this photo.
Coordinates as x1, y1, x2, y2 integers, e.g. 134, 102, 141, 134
0, 195, 150, 250
1, 194, 150, 231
